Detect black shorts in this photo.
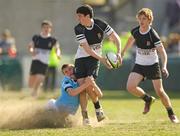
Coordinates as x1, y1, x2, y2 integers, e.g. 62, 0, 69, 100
74, 56, 100, 79
132, 63, 162, 80
30, 60, 48, 75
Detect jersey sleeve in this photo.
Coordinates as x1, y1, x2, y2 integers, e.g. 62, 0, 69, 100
32, 35, 39, 45
51, 37, 58, 47
62, 80, 73, 91
151, 29, 162, 47
95, 19, 114, 35
74, 25, 87, 44
131, 26, 139, 39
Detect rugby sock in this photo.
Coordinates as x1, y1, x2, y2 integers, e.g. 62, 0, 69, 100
94, 101, 101, 109
142, 94, 152, 102
166, 107, 175, 116
81, 111, 89, 119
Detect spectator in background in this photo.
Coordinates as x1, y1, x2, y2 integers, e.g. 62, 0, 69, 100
43, 46, 61, 91
0, 29, 17, 90
28, 20, 61, 98
0, 29, 17, 59
167, 33, 180, 56
166, 0, 180, 29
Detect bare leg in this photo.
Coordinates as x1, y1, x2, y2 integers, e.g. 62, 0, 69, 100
126, 72, 145, 97
152, 79, 179, 123
77, 78, 90, 125
152, 79, 172, 108
31, 74, 45, 98
127, 72, 155, 114
86, 81, 105, 122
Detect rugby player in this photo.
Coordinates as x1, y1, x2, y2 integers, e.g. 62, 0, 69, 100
74, 5, 122, 125
28, 20, 61, 98
122, 8, 179, 123
46, 64, 95, 115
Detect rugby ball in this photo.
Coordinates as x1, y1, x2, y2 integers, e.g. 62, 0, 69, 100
106, 52, 120, 68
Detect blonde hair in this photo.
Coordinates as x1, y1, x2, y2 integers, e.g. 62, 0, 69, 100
136, 8, 153, 24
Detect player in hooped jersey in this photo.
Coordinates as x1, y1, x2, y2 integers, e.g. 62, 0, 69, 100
28, 20, 61, 98
122, 8, 179, 123
74, 5, 122, 125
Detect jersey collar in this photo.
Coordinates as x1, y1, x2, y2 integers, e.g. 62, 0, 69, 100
139, 26, 151, 35
85, 19, 94, 30
40, 32, 51, 38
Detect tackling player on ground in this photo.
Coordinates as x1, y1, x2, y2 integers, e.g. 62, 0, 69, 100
46, 64, 95, 114
74, 5, 122, 125
122, 8, 179, 123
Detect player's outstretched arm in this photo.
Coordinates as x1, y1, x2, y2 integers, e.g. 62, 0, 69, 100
81, 43, 112, 69
156, 44, 169, 78
67, 77, 93, 96
108, 32, 122, 64
121, 35, 135, 58
28, 41, 36, 56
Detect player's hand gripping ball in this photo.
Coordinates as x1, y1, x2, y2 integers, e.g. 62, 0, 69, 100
106, 52, 121, 69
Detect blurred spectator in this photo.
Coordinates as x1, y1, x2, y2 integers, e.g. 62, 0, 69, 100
0, 29, 17, 59
166, 0, 180, 29
0, 29, 17, 90
43, 46, 61, 91
166, 33, 180, 56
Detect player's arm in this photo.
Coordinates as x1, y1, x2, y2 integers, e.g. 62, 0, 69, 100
67, 77, 93, 96
121, 35, 135, 58
81, 43, 112, 69
108, 31, 122, 63
156, 44, 169, 78
28, 41, 35, 55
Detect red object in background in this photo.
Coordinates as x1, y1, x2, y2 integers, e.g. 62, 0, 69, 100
8, 48, 17, 58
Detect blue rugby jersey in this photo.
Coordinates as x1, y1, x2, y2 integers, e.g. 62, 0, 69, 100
55, 76, 79, 114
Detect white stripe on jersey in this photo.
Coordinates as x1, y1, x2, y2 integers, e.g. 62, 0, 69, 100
32, 48, 50, 64
105, 25, 114, 35
76, 34, 85, 41
154, 41, 161, 46
135, 47, 159, 65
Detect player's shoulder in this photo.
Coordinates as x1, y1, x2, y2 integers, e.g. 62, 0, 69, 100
32, 34, 40, 41
62, 76, 72, 84
150, 27, 159, 37
74, 24, 85, 33
32, 34, 40, 38
94, 18, 108, 26
49, 36, 58, 41
131, 26, 139, 34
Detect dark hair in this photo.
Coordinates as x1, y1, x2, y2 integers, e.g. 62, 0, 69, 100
41, 20, 53, 27
61, 64, 74, 74
76, 5, 94, 18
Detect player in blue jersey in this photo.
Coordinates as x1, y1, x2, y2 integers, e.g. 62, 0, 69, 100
46, 64, 95, 115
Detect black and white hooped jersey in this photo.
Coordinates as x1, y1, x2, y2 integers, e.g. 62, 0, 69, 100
32, 34, 58, 64
131, 26, 162, 65
74, 18, 114, 59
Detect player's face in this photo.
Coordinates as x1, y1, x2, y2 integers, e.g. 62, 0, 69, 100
76, 13, 90, 26
63, 66, 74, 77
137, 14, 151, 28
41, 24, 52, 35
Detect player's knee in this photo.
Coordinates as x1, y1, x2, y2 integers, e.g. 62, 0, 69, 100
127, 83, 136, 92
98, 92, 103, 98
156, 88, 165, 98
